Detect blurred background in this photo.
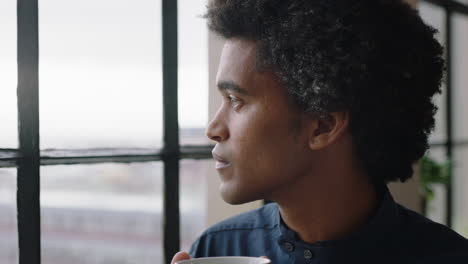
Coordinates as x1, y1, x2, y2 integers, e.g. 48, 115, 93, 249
0, 0, 467, 263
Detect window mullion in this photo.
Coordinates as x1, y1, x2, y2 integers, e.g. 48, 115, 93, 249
162, 0, 180, 263
17, 0, 41, 263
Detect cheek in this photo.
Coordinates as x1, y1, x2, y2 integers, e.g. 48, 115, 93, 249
231, 112, 303, 175
230, 110, 279, 153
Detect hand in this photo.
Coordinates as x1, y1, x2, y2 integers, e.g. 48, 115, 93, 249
171, 251, 191, 264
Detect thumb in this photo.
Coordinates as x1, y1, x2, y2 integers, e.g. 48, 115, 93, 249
171, 251, 191, 264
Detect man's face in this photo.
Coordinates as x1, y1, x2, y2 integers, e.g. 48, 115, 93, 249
207, 39, 314, 204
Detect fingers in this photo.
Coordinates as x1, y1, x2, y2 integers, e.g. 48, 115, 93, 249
171, 251, 191, 264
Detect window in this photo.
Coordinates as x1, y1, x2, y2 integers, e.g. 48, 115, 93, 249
0, 169, 18, 263
41, 163, 164, 264
39, 0, 164, 149
419, 0, 468, 236
1, 0, 213, 263
0, 0, 18, 149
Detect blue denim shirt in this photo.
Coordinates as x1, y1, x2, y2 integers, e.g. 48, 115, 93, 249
189, 186, 468, 264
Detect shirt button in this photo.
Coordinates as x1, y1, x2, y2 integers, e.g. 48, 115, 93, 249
304, 249, 313, 259
283, 242, 295, 252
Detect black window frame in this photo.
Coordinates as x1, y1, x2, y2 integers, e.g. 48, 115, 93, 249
1, 0, 468, 264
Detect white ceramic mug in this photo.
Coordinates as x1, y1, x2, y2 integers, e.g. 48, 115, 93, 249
176, 256, 271, 264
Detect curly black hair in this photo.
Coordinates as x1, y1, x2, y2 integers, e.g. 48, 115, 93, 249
205, 0, 444, 184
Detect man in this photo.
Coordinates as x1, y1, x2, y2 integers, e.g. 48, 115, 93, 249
173, 0, 468, 263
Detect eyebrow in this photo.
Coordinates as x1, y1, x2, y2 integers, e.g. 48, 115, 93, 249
217, 81, 250, 96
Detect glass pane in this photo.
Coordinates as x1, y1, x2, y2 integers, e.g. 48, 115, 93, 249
419, 1, 446, 46
453, 146, 468, 237
178, 0, 211, 146
0, 0, 18, 148
454, 0, 468, 5
39, 0, 163, 149
453, 13, 468, 142
425, 147, 447, 225
419, 1, 447, 144
41, 163, 163, 264
180, 159, 211, 252
0, 168, 18, 264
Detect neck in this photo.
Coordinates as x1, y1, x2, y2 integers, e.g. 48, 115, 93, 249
272, 170, 378, 244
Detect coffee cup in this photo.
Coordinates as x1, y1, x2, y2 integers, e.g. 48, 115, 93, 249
176, 256, 271, 264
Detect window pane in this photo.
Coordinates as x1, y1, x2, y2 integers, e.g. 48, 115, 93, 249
453, 13, 468, 142
419, 1, 446, 46
454, 0, 468, 5
0, 0, 18, 148
180, 159, 211, 252
454, 146, 468, 237
0, 168, 18, 264
178, 0, 211, 146
39, 0, 163, 149
425, 147, 447, 225
41, 163, 163, 264
419, 1, 447, 144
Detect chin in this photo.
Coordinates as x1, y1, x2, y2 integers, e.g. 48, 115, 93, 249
219, 183, 261, 205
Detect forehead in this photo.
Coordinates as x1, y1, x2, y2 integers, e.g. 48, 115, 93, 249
216, 39, 257, 86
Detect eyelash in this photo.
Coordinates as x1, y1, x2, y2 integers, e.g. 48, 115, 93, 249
227, 95, 243, 108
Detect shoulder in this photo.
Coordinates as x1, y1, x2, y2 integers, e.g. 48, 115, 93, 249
396, 204, 468, 256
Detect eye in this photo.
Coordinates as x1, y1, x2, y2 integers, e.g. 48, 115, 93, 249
228, 95, 239, 103
227, 95, 243, 109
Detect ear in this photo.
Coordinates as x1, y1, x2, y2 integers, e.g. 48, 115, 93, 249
308, 111, 350, 150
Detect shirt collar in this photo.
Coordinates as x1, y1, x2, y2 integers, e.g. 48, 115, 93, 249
275, 184, 401, 248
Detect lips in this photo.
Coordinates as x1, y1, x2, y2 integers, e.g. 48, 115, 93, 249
212, 152, 232, 169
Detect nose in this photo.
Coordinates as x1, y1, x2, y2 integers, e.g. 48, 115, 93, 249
206, 109, 229, 142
